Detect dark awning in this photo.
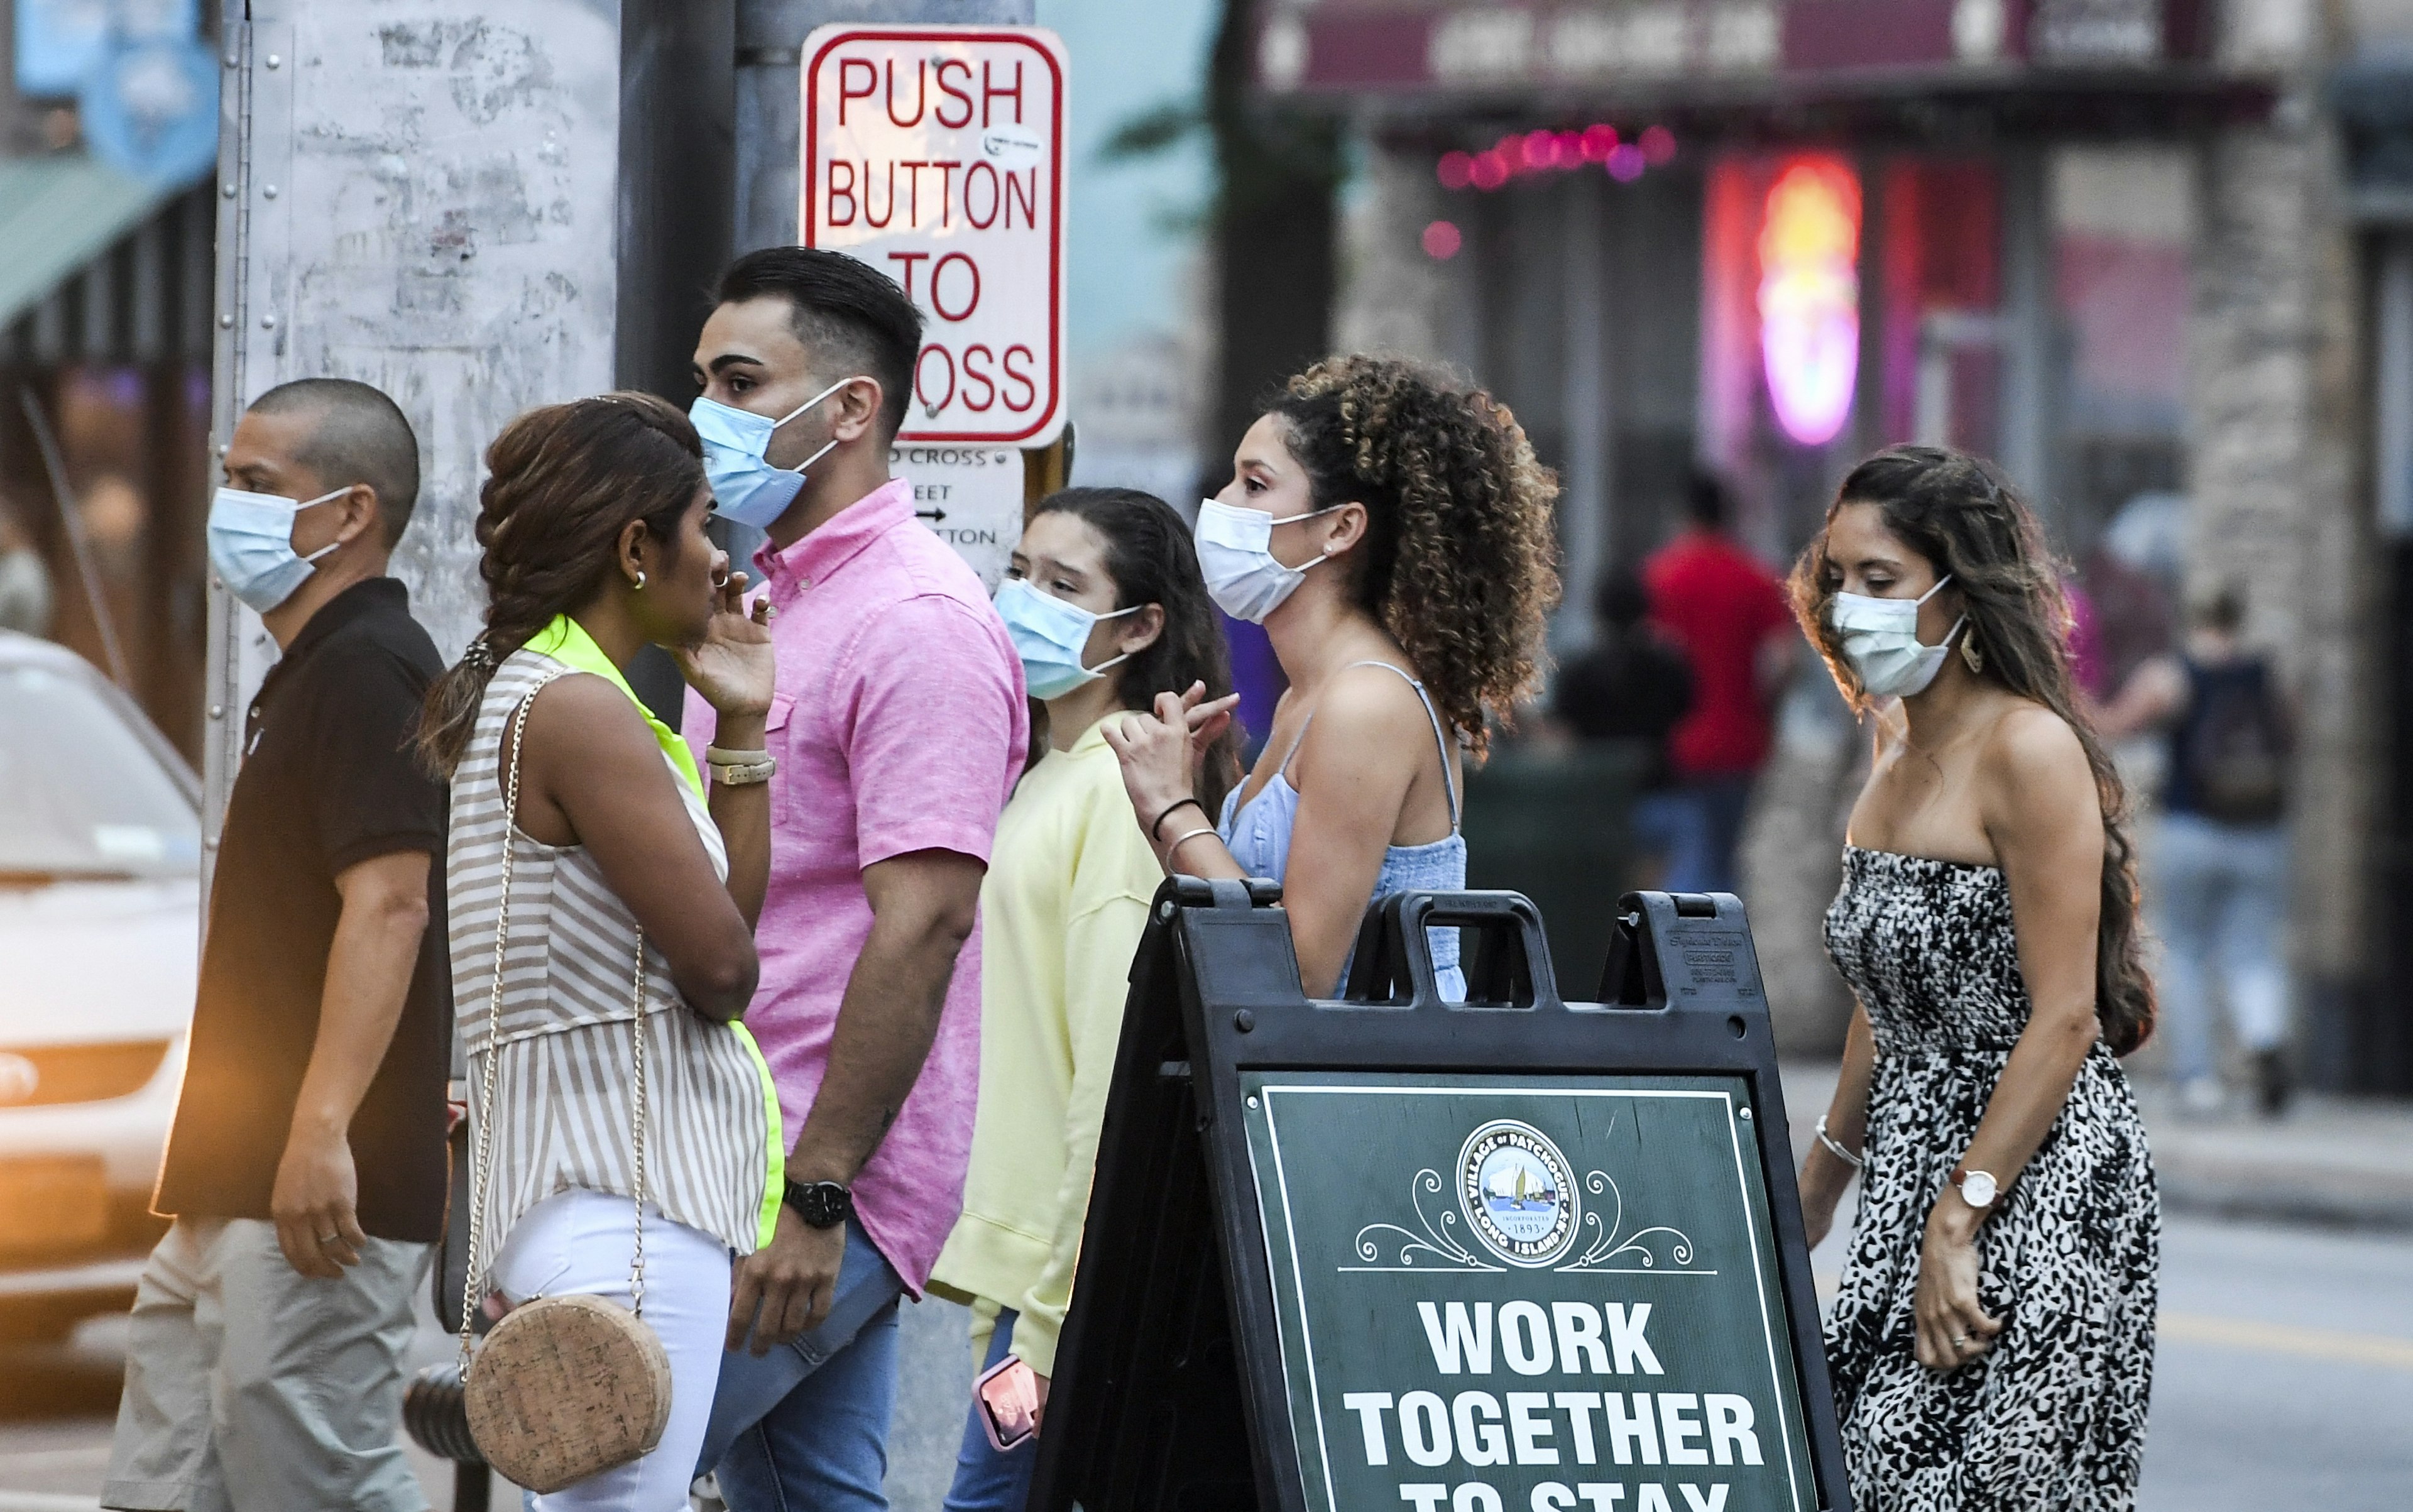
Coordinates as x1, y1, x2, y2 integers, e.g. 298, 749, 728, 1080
2334, 55, 2413, 224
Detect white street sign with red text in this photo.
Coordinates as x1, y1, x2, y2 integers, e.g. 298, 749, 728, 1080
802, 25, 1068, 446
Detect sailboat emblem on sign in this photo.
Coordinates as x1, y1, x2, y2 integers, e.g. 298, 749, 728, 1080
1458, 1120, 1579, 1267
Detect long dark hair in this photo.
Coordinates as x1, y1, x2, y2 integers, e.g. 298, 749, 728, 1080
1032, 487, 1242, 818
416, 392, 704, 777
1789, 444, 2154, 1055
1264, 355, 1560, 757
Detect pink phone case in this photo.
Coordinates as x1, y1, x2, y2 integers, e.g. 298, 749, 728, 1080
975, 1354, 1041, 1452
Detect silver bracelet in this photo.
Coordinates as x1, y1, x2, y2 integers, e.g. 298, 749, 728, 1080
1163, 826, 1219, 872
1815, 1115, 1865, 1171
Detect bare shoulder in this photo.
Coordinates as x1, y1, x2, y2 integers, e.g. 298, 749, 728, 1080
1983, 698, 2088, 775
1976, 698, 2098, 824
1313, 662, 1443, 743
520, 671, 655, 757
1293, 662, 1445, 787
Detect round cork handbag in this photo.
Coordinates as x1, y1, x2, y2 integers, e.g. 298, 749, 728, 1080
458, 675, 673, 1493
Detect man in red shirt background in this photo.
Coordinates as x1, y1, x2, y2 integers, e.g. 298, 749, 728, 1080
1642, 473, 1796, 894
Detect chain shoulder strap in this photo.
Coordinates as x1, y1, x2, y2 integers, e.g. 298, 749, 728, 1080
459, 667, 654, 1372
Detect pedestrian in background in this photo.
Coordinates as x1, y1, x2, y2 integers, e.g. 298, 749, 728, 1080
0, 498, 52, 637
1105, 354, 1560, 999
106, 380, 447, 1512
682, 247, 1027, 1508
929, 488, 1240, 1510
2101, 583, 2294, 1115
1643, 471, 1795, 894
1551, 567, 1697, 888
1792, 446, 2159, 1511
415, 394, 782, 1508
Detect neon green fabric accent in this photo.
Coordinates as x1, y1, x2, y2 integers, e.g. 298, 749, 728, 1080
730, 1022, 785, 1249
525, 614, 704, 799
528, 614, 776, 1237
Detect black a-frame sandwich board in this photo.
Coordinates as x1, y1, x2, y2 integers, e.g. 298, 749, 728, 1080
1032, 882, 1849, 1512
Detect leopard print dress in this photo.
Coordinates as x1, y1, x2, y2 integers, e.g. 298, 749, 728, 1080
1822, 846, 2159, 1511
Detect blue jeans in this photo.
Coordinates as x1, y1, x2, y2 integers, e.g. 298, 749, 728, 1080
2151, 812, 2290, 1086
1659, 774, 1755, 895
697, 1218, 906, 1511
939, 1307, 1037, 1512
1628, 790, 1706, 888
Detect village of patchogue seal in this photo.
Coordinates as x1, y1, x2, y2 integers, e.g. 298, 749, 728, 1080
1457, 1119, 1579, 1267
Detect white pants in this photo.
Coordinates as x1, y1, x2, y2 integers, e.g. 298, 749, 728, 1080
493, 1190, 733, 1511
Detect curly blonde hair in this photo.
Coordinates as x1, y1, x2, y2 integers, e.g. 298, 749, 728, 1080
1267, 355, 1561, 755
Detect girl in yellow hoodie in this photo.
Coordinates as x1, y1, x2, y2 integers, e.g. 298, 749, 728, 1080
929, 488, 1239, 1508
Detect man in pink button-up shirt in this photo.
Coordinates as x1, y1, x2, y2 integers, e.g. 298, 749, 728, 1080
683, 249, 1027, 1510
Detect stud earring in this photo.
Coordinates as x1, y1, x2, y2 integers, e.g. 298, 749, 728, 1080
1961, 630, 1984, 674
632, 570, 647, 591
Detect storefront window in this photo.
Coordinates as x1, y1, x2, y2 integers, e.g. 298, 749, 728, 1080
2050, 146, 2192, 546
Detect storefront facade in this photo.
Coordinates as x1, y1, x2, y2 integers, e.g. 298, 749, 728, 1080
1259, 0, 2413, 1088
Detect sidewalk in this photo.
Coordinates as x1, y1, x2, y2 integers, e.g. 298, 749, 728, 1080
1778, 1061, 2413, 1231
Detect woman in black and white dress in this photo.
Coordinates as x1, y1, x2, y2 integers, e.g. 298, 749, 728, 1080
1790, 446, 2159, 1510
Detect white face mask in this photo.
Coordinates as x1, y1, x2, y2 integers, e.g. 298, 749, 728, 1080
1193, 498, 1343, 623
1830, 573, 1964, 698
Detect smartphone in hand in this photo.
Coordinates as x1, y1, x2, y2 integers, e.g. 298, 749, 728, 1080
975, 1354, 1042, 1452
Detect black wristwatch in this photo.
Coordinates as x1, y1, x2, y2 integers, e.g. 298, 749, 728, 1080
783, 1176, 853, 1229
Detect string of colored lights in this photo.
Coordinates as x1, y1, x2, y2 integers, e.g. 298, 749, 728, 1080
1436, 123, 1678, 194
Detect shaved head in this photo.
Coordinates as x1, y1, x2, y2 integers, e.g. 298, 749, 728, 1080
247, 378, 421, 546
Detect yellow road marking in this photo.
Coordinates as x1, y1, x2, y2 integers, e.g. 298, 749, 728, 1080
2158, 1311, 2413, 1371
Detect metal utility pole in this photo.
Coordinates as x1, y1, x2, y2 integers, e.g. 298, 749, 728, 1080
202, 1, 736, 857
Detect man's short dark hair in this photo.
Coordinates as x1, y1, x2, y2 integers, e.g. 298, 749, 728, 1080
1685, 471, 1731, 530
248, 378, 422, 547
715, 247, 924, 439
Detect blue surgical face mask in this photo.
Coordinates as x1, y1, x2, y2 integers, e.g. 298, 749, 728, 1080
689, 376, 864, 528
207, 485, 351, 613
994, 578, 1141, 701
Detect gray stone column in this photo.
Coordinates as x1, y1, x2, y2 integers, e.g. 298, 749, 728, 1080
2185, 105, 2372, 1076
1333, 139, 1477, 368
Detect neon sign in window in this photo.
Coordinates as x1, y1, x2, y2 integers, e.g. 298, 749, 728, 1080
1758, 156, 1861, 447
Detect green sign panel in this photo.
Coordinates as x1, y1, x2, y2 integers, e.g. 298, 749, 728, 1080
1241, 1072, 1818, 1512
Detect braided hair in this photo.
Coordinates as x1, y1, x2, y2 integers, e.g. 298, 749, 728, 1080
1264, 356, 1561, 757
416, 392, 706, 777
1788, 444, 2154, 1055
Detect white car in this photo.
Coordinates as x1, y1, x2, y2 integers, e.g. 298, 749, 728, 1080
0, 630, 200, 1339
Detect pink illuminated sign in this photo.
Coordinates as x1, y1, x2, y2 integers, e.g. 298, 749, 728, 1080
1756, 156, 1860, 446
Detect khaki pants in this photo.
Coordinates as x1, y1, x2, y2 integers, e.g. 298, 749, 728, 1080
101, 1217, 432, 1512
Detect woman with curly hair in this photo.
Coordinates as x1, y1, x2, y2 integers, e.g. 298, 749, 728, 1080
1104, 355, 1560, 997
1792, 445, 2158, 1510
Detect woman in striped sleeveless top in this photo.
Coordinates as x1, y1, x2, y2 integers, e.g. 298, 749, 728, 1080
417, 393, 782, 1509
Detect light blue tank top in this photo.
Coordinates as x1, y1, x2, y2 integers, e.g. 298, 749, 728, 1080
1218, 661, 1467, 999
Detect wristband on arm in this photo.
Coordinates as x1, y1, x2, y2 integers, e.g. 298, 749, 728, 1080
1149, 796, 1204, 841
